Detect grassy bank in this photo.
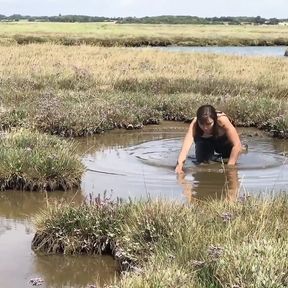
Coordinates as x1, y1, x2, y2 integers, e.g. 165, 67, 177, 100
32, 195, 288, 287
0, 129, 84, 190
0, 44, 287, 137
1, 23, 288, 47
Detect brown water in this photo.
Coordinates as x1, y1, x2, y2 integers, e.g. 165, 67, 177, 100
81, 122, 288, 202
0, 121, 287, 287
0, 191, 118, 288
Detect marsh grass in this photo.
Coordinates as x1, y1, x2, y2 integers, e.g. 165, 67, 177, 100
1, 23, 288, 47
32, 195, 288, 287
0, 44, 287, 137
0, 129, 84, 190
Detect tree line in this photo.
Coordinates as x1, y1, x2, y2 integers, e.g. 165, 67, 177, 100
0, 14, 287, 25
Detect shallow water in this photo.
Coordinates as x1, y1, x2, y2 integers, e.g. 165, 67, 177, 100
151, 46, 288, 57
0, 191, 118, 288
81, 122, 288, 202
0, 121, 287, 287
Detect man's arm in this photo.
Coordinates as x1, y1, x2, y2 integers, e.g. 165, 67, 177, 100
218, 116, 242, 165
175, 118, 196, 173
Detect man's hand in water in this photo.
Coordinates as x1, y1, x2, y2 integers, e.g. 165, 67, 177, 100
175, 161, 185, 174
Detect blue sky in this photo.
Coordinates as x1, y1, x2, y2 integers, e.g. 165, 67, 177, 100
0, 0, 287, 18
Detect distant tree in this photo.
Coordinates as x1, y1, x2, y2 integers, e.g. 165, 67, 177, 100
0, 14, 284, 25
255, 16, 266, 24
267, 18, 279, 25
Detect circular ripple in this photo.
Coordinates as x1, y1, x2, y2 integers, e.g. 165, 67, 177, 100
82, 130, 288, 199
128, 138, 286, 171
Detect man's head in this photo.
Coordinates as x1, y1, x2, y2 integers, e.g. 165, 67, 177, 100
196, 105, 217, 134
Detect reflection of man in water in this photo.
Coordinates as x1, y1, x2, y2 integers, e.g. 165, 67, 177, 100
177, 167, 239, 203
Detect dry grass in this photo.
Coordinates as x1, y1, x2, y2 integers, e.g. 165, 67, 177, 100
1, 23, 288, 46
0, 44, 287, 98
0, 44, 287, 137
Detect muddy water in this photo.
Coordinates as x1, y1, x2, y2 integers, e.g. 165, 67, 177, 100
0, 191, 118, 288
0, 121, 287, 287
81, 122, 288, 202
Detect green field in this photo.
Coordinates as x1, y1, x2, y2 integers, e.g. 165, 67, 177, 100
1, 22, 288, 46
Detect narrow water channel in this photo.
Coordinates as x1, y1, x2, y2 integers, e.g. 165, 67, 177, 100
0, 121, 287, 287
150, 46, 288, 57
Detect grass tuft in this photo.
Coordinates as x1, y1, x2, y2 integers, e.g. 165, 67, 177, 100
32, 195, 288, 287
0, 129, 84, 190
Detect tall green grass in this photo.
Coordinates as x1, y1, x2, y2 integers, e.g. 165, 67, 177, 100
32, 195, 288, 287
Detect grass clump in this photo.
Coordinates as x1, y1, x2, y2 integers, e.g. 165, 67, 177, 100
0, 129, 84, 190
1, 90, 161, 136
32, 195, 288, 287
213, 238, 288, 287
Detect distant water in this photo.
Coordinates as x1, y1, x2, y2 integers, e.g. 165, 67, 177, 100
152, 46, 287, 57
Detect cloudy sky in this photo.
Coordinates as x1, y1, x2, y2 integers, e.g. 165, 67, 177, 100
0, 0, 286, 18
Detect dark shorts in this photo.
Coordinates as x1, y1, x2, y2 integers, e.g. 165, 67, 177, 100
194, 134, 232, 163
